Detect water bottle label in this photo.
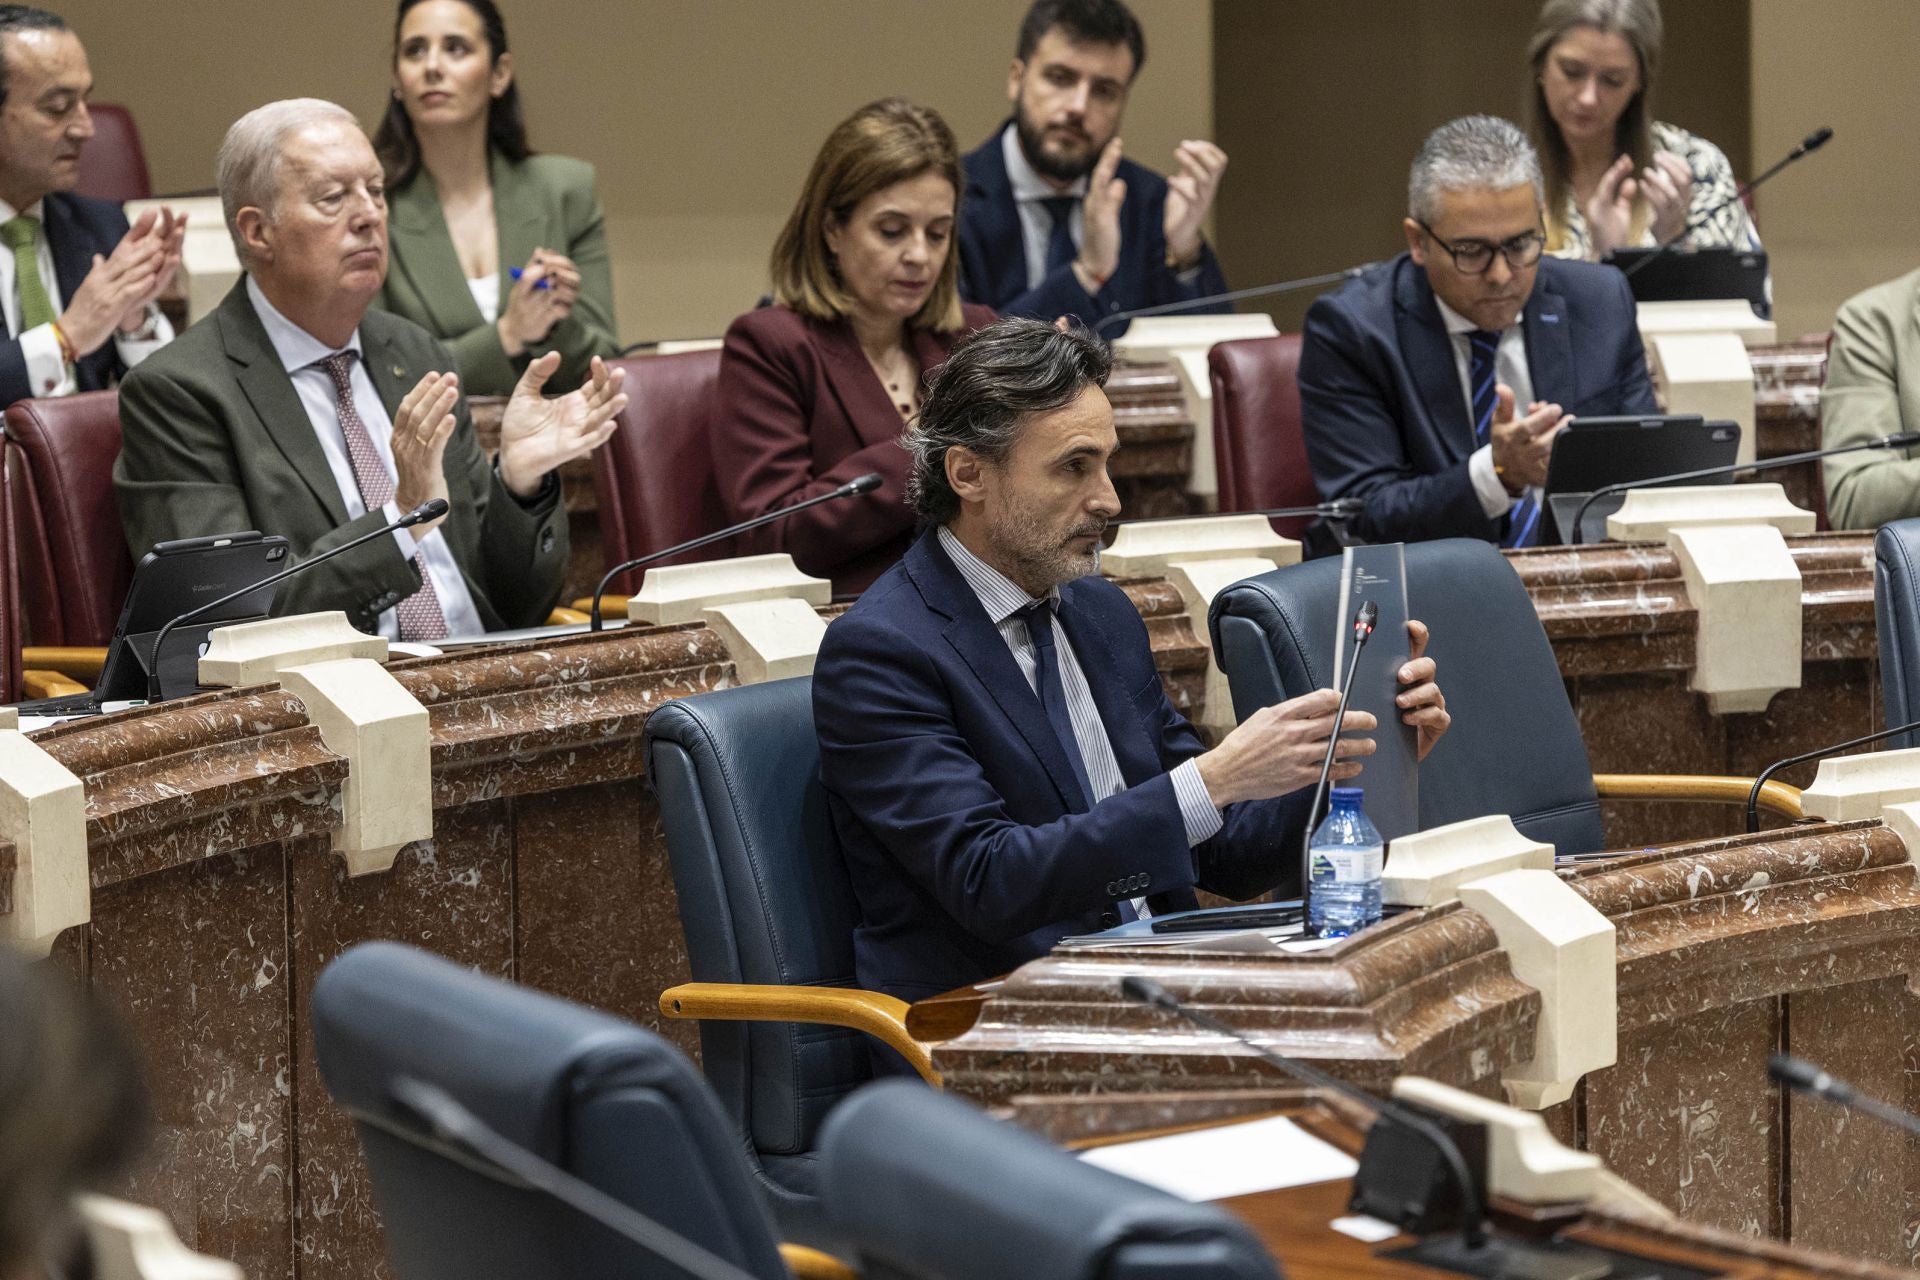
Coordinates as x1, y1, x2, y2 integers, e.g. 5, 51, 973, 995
1316, 847, 1382, 884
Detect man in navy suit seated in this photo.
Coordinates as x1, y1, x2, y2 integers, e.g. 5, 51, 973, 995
1300, 115, 1659, 549
814, 319, 1451, 1008
0, 6, 184, 404
957, 0, 1229, 330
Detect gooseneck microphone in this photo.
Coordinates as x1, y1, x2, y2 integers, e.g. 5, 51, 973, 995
1567, 431, 1920, 545
1113, 497, 1365, 528
388, 1077, 762, 1280
1621, 126, 1833, 279
1743, 716, 1920, 833
144, 499, 450, 703
1296, 600, 1379, 932
1121, 975, 1489, 1250
1768, 1053, 1920, 1139
1090, 261, 1381, 336
587, 473, 883, 630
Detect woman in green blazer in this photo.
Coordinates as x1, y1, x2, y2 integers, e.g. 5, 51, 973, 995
372, 0, 618, 395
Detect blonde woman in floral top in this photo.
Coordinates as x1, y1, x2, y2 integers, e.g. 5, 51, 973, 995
1524, 0, 1759, 261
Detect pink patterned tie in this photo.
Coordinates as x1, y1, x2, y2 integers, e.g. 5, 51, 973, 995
318, 352, 450, 641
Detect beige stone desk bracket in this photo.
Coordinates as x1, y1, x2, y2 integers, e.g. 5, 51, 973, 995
1102, 514, 1302, 738
1379, 814, 1554, 908
0, 727, 88, 954
1801, 748, 1920, 824
626, 553, 831, 626
77, 1195, 244, 1280
199, 611, 389, 689
1456, 869, 1616, 1110
1645, 331, 1758, 466
1110, 313, 1281, 501
1392, 1077, 1668, 1219
279, 658, 432, 877
1605, 490, 1813, 716
702, 597, 829, 684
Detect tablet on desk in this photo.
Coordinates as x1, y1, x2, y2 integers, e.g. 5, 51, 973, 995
1611, 245, 1770, 318
1540, 415, 1741, 545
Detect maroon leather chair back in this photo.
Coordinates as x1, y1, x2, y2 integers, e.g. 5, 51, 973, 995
590, 349, 730, 594
1209, 334, 1317, 540
4, 392, 131, 647
0, 421, 19, 702
76, 104, 153, 202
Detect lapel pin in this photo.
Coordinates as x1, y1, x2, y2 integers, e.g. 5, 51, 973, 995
1540, 313, 1560, 324
392, 364, 406, 378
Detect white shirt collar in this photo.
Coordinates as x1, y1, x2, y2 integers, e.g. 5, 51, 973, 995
0, 197, 45, 223
1001, 122, 1088, 204
246, 274, 364, 375
1433, 292, 1525, 338
938, 524, 1061, 623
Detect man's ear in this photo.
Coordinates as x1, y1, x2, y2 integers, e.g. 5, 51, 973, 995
1006, 58, 1025, 107
1402, 217, 1427, 265
947, 445, 987, 503
236, 207, 273, 266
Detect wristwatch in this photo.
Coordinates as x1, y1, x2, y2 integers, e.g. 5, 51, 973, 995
119, 304, 162, 343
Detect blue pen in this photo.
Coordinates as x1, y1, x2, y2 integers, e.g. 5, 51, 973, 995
508, 266, 552, 291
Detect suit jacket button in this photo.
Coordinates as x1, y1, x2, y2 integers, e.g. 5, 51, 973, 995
1104, 881, 1118, 897
1100, 911, 1120, 928
541, 528, 556, 554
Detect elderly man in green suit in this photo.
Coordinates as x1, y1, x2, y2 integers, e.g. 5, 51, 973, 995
1824, 267, 1920, 531
114, 99, 626, 639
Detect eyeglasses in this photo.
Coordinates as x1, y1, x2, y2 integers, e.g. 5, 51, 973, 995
1417, 221, 1546, 275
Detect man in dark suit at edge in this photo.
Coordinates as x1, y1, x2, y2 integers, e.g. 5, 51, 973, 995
1300, 115, 1660, 549
115, 99, 626, 639
0, 5, 185, 403
958, 0, 1229, 330
813, 319, 1452, 1016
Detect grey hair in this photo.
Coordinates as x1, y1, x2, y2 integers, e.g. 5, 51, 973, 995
1408, 115, 1544, 223
216, 98, 364, 266
905, 318, 1113, 525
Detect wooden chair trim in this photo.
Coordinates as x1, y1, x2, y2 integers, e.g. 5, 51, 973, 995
22, 645, 106, 683
779, 1243, 857, 1279
1592, 773, 1803, 819
658, 982, 938, 1085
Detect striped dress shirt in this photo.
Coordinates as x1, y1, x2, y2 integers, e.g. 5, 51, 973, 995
936, 526, 1224, 905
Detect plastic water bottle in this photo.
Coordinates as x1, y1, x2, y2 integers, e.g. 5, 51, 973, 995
1307, 787, 1384, 938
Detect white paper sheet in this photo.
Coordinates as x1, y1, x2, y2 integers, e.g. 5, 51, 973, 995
1077, 1114, 1359, 1202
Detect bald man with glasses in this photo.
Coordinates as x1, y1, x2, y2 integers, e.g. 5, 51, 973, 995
1299, 115, 1657, 549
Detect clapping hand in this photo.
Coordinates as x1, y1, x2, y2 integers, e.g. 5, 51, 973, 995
60, 206, 186, 356
496, 353, 627, 498
1163, 139, 1227, 266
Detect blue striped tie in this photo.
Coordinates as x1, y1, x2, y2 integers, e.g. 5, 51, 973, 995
1469, 329, 1540, 549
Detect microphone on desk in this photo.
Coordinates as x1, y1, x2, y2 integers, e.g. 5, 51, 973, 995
1295, 600, 1379, 932
143, 499, 450, 703
1620, 126, 1833, 280
1743, 715, 1920, 833
1112, 497, 1365, 528
1768, 1053, 1920, 1140
1120, 975, 1492, 1248
1567, 431, 1920, 545
387, 1077, 762, 1280
1090, 261, 1382, 337
587, 473, 883, 631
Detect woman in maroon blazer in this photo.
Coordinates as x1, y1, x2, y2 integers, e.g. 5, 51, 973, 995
716, 98, 994, 594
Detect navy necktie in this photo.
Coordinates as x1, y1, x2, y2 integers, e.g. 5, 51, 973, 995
1469, 328, 1541, 549
1020, 599, 1094, 812
1040, 196, 1078, 276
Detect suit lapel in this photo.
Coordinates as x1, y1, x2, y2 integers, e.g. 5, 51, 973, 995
41, 195, 97, 320
1522, 276, 1574, 406
1055, 579, 1160, 786
1394, 262, 1475, 463
387, 173, 483, 336
219, 283, 348, 525
815, 318, 909, 448
906, 534, 1094, 815
492, 152, 545, 293
964, 128, 1031, 305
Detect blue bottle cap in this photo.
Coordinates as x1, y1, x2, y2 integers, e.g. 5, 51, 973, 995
1329, 787, 1363, 804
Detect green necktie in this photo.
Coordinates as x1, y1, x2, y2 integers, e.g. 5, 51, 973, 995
1, 214, 57, 335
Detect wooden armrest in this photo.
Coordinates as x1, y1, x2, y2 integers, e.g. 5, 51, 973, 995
22, 669, 89, 699
780, 1243, 857, 1279
660, 982, 938, 1085
569, 594, 629, 618
22, 645, 106, 682
1593, 773, 1803, 820
546, 606, 589, 626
